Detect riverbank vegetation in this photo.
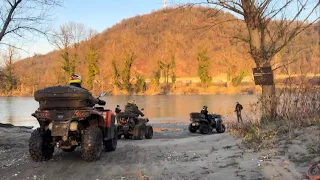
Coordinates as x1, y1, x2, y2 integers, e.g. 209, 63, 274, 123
228, 73, 320, 153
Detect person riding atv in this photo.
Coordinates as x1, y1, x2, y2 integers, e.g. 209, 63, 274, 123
201, 105, 215, 127
188, 106, 226, 134
69, 74, 105, 106
116, 100, 153, 140
200, 106, 209, 119
29, 74, 117, 162
124, 100, 144, 118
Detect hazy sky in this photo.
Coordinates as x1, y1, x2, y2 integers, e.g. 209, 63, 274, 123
2, 0, 319, 59
19, 0, 169, 58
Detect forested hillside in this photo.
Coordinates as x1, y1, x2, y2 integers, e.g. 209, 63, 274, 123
1, 7, 319, 95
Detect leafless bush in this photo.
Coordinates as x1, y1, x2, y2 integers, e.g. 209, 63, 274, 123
276, 70, 320, 131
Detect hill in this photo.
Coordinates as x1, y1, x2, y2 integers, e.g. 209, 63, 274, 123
2, 7, 320, 95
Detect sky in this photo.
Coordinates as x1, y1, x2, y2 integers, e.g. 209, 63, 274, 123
18, 0, 173, 58
2, 0, 319, 59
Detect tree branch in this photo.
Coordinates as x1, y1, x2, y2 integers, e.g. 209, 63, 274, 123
0, 42, 29, 54
0, 0, 22, 42
206, 0, 245, 15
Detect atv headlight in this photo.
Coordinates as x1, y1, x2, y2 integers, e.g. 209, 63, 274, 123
69, 121, 78, 131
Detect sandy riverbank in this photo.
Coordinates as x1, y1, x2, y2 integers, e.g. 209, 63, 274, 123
0, 123, 318, 180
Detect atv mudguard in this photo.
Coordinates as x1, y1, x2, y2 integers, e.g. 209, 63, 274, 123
85, 110, 116, 141
99, 110, 116, 141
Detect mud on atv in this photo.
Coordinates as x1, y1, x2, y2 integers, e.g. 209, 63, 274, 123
29, 86, 117, 162
116, 110, 153, 140
188, 112, 226, 134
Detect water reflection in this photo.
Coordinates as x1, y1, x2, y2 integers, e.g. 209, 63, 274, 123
5, 97, 13, 124
0, 95, 258, 127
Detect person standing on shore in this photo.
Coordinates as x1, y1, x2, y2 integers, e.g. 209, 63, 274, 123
235, 102, 243, 123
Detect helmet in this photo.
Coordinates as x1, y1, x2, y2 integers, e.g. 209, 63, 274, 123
69, 74, 82, 85
128, 100, 135, 104
202, 106, 208, 110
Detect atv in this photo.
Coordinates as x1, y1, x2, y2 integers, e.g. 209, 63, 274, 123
116, 109, 153, 140
29, 86, 117, 162
188, 112, 226, 134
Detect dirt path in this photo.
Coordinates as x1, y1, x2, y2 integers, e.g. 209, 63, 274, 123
0, 123, 311, 180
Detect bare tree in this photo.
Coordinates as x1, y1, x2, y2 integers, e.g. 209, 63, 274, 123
51, 22, 88, 77
0, 0, 61, 48
186, 0, 320, 120
1, 47, 17, 95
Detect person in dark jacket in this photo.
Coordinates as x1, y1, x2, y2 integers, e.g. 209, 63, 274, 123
235, 102, 243, 123
115, 105, 121, 114
69, 74, 104, 106
124, 100, 144, 117
200, 106, 209, 119
201, 105, 214, 126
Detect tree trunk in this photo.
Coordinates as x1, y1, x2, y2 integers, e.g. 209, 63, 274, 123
259, 61, 277, 121
245, 13, 277, 121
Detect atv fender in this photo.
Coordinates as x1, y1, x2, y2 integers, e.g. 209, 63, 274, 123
199, 119, 209, 125
86, 114, 105, 127
101, 111, 116, 141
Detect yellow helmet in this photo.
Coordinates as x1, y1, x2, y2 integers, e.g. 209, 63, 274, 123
128, 100, 135, 104
69, 74, 82, 85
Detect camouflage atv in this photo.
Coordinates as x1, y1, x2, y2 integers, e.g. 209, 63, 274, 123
116, 109, 153, 140
29, 86, 117, 162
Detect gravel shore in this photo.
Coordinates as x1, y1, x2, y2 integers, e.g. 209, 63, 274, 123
0, 123, 315, 180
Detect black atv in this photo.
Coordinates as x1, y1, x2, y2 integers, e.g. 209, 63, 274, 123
116, 109, 153, 140
29, 86, 117, 162
188, 112, 226, 134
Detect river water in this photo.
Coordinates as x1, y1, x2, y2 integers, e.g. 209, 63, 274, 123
0, 95, 258, 127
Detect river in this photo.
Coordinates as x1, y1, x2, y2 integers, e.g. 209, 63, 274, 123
0, 95, 258, 127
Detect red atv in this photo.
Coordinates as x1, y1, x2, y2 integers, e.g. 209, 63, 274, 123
29, 86, 117, 162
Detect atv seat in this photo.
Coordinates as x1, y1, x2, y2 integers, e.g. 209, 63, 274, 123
117, 112, 138, 119
190, 112, 205, 119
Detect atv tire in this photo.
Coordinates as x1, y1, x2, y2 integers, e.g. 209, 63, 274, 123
104, 128, 118, 152
29, 128, 54, 162
118, 134, 122, 139
80, 126, 103, 161
124, 134, 132, 139
133, 124, 144, 140
145, 125, 153, 139
188, 124, 197, 133
216, 124, 226, 133
63, 146, 77, 152
199, 124, 210, 134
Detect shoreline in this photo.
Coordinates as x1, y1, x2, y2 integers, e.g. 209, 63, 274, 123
0, 91, 260, 97
0, 123, 33, 129
2, 84, 318, 97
